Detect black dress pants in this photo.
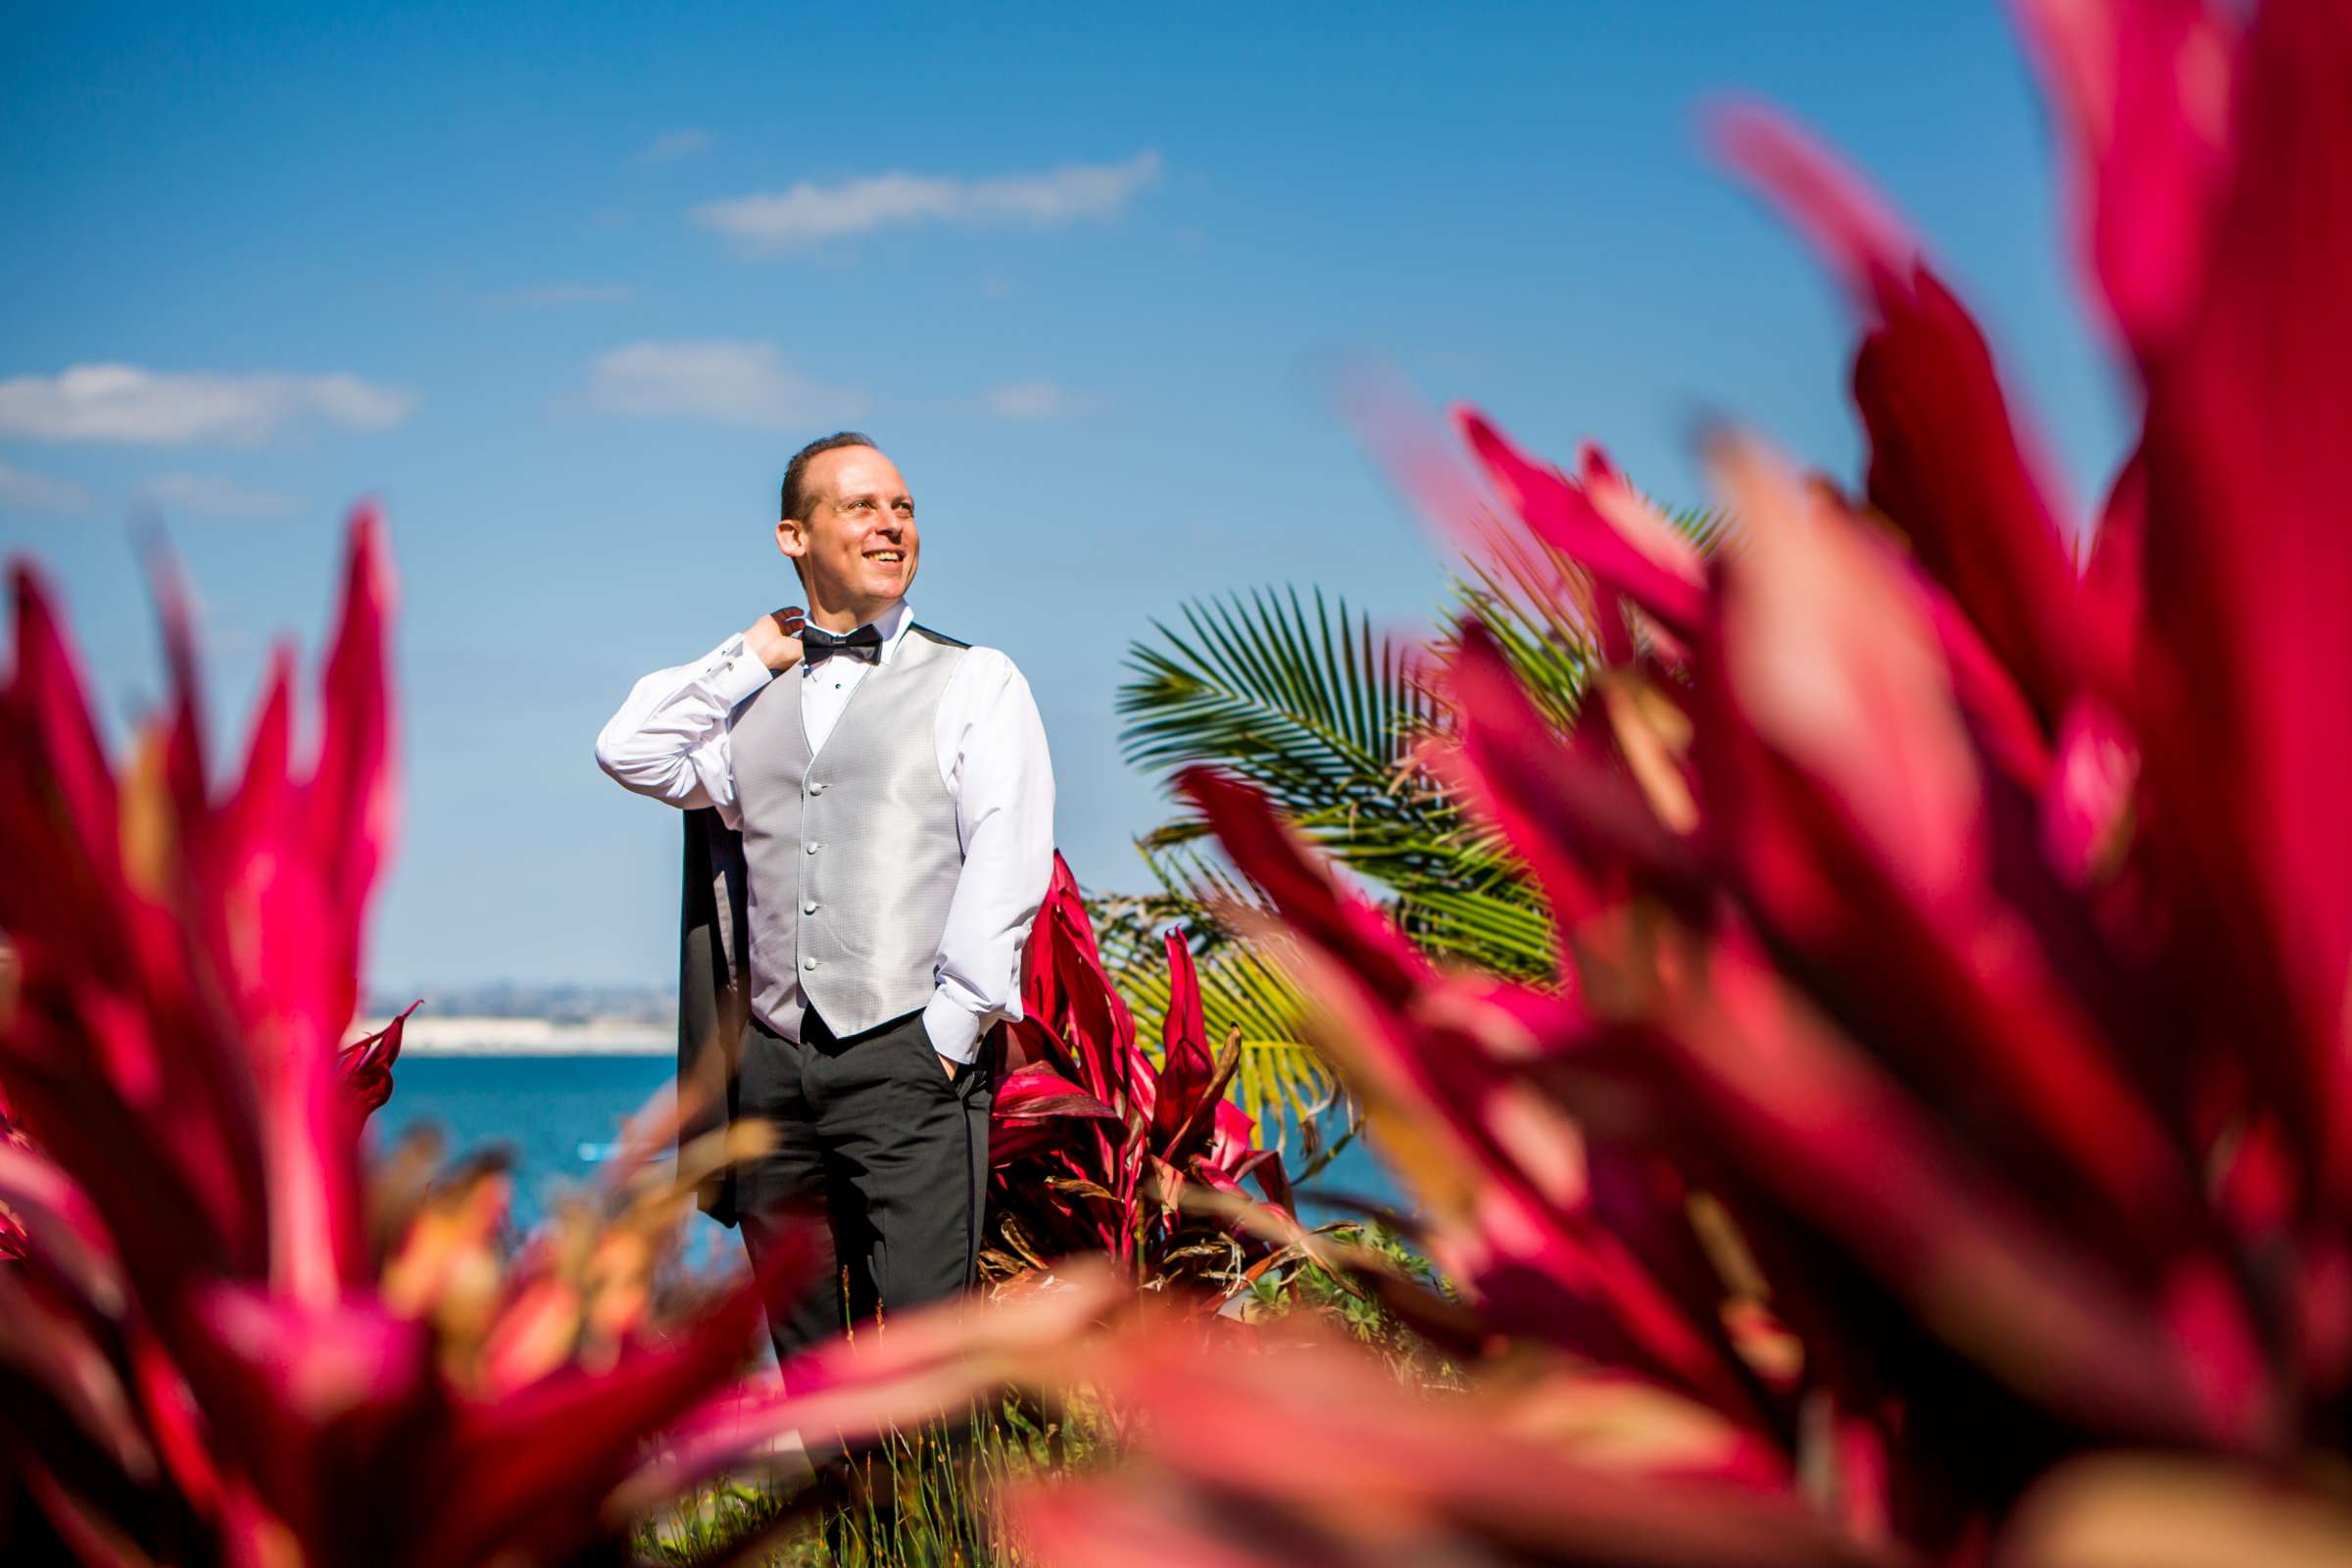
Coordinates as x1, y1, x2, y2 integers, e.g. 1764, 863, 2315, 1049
735, 1005, 993, 1364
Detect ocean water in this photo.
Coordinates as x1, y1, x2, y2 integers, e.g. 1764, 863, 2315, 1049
370, 1054, 679, 1228
373, 1054, 1400, 1244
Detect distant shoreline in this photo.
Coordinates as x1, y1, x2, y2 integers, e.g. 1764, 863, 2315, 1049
356, 1014, 670, 1056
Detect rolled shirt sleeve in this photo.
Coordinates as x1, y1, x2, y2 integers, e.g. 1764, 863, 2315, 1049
923, 650, 1055, 1063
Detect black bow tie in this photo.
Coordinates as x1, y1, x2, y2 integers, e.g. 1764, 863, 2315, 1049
802, 622, 885, 667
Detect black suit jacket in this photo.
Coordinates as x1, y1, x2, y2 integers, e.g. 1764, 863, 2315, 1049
677, 807, 750, 1226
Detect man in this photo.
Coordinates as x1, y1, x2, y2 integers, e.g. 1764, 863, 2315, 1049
595, 432, 1054, 1362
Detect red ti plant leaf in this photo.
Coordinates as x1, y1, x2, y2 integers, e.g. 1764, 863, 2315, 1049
1010, 857, 1143, 1126
1694, 390, 2219, 1275
1712, 104, 2116, 727
986, 854, 1296, 1286
1441, 619, 1700, 938
994, 854, 1146, 1260
0, 1266, 154, 1490
2132, 0, 2352, 1212
1152, 928, 1213, 1150
0, 1136, 120, 1315
993, 1063, 1121, 1167
404, 1235, 812, 1568
2015, 0, 2242, 366
1011, 1305, 1881, 1568
1031, 1, 2352, 1562
1, 563, 271, 1302
1643, 928, 2253, 1445
2083, 446, 2147, 676
1179, 767, 1771, 1434
996, 1063, 1122, 1123
338, 1000, 418, 1120
1456, 408, 1710, 655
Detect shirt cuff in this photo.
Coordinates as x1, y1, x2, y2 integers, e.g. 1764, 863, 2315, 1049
921, 989, 984, 1063
706, 639, 775, 708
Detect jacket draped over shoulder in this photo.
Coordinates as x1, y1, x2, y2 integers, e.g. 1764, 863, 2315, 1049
677, 806, 749, 1226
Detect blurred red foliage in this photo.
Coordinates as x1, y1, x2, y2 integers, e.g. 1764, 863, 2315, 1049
1011, 0, 2352, 1561
0, 514, 1029, 1565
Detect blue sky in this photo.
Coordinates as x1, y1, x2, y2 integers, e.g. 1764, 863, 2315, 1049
1, 2, 2132, 994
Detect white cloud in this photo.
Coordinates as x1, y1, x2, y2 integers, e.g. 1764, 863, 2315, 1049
693, 149, 1161, 253
496, 281, 639, 308
139, 471, 297, 516
0, 364, 415, 447
982, 379, 1096, 421
0, 460, 92, 514
636, 128, 713, 166
587, 340, 865, 429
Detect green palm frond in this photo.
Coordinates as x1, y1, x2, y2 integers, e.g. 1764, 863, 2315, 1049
1121, 588, 1548, 959
1438, 520, 1599, 732
1122, 586, 1420, 773
1122, 588, 1428, 819
1109, 500, 1731, 1146
1675, 504, 1740, 555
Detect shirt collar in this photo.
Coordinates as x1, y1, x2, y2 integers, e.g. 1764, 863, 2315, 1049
871, 600, 915, 663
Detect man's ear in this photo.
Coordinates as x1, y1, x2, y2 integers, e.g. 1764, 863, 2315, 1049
775, 516, 808, 561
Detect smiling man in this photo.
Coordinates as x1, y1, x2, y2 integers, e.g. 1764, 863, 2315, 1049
595, 431, 1054, 1366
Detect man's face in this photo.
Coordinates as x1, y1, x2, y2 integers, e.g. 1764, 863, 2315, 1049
777, 446, 919, 612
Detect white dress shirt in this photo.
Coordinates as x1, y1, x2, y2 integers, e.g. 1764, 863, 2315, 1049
595, 600, 1054, 1062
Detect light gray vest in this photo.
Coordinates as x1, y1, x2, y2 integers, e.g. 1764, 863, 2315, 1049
731, 624, 971, 1037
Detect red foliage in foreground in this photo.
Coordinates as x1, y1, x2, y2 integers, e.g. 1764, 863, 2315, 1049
1013, 0, 2352, 1560
0, 512, 1282, 1563
988, 855, 1293, 1277
0, 518, 1035, 1566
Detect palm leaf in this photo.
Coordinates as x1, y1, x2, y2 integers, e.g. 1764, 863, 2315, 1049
1122, 586, 1564, 976
1120, 588, 1432, 862
1108, 500, 1729, 1146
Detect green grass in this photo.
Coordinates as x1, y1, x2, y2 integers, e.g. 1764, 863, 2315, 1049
633, 1396, 1105, 1568
1239, 1222, 1466, 1390
634, 1230, 1451, 1565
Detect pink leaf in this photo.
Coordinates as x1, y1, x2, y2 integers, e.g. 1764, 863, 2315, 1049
2014, 0, 2241, 363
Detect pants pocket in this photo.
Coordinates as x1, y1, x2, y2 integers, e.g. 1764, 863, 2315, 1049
897, 1010, 960, 1096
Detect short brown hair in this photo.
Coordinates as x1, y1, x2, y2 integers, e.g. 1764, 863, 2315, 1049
780, 431, 879, 521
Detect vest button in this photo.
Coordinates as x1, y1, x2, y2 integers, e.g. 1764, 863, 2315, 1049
803, 901, 817, 914
808, 780, 826, 794
806, 841, 820, 855
803, 956, 819, 970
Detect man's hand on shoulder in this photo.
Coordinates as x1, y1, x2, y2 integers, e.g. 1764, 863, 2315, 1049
743, 607, 807, 672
